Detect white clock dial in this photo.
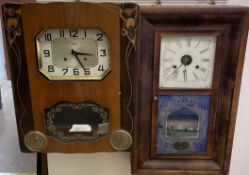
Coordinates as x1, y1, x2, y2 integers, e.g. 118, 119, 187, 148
36, 28, 111, 80
159, 35, 216, 88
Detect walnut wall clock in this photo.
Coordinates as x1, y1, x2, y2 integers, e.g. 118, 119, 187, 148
132, 6, 249, 175
2, 2, 138, 153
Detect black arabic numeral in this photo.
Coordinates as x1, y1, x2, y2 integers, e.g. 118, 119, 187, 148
43, 50, 50, 57
100, 49, 106, 57
60, 30, 65, 38
84, 29, 87, 37
73, 68, 79, 75
84, 68, 90, 75
70, 30, 78, 37
97, 33, 103, 41
45, 33, 52, 41
62, 68, 68, 75
98, 65, 104, 71
48, 65, 54, 72
187, 38, 191, 47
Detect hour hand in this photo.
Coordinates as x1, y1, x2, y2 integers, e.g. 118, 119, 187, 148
71, 50, 87, 72
71, 49, 93, 56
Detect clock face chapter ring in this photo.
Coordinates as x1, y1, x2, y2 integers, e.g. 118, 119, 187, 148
158, 34, 217, 89
35, 28, 111, 81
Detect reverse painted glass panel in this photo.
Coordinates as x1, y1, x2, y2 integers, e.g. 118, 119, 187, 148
157, 95, 211, 154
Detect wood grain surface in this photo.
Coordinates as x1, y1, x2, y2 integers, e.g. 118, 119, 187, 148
2, 3, 35, 152
132, 6, 249, 175
20, 2, 120, 153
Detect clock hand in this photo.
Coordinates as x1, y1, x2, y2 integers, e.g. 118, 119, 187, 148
183, 65, 187, 81
71, 50, 87, 72
167, 71, 178, 80
71, 49, 93, 56
175, 64, 183, 70
166, 64, 183, 80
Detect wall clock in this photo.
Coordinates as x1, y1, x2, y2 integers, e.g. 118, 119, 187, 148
36, 28, 111, 80
2, 2, 138, 153
133, 6, 249, 175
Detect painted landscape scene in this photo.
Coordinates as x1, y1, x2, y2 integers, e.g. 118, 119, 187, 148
166, 107, 199, 138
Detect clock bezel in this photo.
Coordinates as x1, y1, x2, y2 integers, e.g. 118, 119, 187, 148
35, 28, 112, 81
157, 32, 218, 89
154, 30, 223, 92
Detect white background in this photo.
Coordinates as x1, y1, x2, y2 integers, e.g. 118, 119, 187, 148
0, 20, 6, 80
0, 0, 248, 174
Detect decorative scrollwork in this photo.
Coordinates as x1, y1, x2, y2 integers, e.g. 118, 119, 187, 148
45, 101, 109, 143
121, 4, 138, 45
3, 6, 22, 46
120, 4, 138, 134
2, 5, 29, 138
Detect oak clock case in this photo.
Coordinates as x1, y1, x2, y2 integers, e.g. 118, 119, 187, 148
2, 2, 138, 153
133, 7, 249, 175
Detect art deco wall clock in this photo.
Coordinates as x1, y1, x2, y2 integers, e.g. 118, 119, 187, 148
2, 2, 138, 153
132, 6, 249, 175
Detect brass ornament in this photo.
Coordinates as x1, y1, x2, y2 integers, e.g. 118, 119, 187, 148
24, 131, 47, 152
3, 6, 22, 46
109, 130, 132, 151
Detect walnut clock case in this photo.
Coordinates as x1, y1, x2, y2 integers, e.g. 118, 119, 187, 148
132, 7, 249, 175
2, 2, 138, 153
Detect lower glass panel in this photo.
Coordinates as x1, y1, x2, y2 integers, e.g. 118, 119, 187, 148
45, 101, 109, 143
157, 95, 211, 154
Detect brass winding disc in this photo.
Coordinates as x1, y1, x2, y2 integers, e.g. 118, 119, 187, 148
24, 131, 47, 152
109, 130, 132, 151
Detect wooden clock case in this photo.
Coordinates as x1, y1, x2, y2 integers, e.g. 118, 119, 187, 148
132, 6, 249, 175
2, 2, 138, 153
2, 2, 249, 174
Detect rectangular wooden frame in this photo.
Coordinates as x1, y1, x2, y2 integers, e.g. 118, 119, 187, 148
151, 29, 224, 160
132, 6, 249, 175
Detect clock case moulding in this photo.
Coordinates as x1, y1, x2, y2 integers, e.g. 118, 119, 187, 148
132, 6, 249, 175
1, 2, 138, 153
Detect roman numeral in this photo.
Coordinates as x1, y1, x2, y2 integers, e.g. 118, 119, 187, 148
200, 48, 209, 54
199, 67, 207, 73
186, 38, 191, 47
201, 58, 210, 62
176, 40, 182, 48
164, 47, 176, 54
194, 39, 201, 48
163, 58, 174, 62
193, 72, 199, 81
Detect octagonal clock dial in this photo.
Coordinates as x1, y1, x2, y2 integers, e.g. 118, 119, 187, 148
159, 35, 217, 89
36, 28, 111, 80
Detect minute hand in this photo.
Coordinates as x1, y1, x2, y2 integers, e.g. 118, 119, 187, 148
71, 50, 87, 72
71, 49, 93, 56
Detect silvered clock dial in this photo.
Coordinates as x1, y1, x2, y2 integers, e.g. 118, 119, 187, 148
36, 28, 111, 80
159, 35, 217, 88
